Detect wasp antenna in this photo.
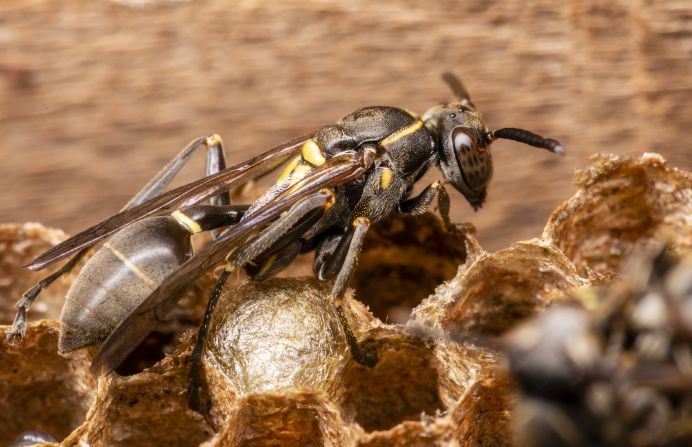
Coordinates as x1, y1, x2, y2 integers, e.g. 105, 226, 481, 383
441, 72, 473, 107
490, 128, 565, 156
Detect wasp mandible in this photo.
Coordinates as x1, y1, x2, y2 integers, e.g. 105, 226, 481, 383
7, 73, 564, 410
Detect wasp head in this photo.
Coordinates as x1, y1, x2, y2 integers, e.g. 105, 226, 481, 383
423, 102, 492, 210
424, 73, 565, 211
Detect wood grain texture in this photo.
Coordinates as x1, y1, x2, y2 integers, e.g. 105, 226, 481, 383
1, 0, 690, 251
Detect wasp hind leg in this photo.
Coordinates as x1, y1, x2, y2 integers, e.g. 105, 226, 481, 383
187, 189, 335, 412
316, 217, 378, 367
6, 135, 230, 343
5, 252, 88, 344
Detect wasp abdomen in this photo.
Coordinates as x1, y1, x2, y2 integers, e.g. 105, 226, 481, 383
58, 217, 192, 353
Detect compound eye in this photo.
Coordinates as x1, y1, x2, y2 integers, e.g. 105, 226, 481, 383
452, 128, 476, 154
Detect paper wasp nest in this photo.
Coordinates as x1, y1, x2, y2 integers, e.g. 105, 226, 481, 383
0, 153, 690, 446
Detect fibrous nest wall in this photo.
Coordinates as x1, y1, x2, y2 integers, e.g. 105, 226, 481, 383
0, 152, 690, 446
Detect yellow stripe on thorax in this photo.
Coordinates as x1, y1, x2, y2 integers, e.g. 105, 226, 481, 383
277, 155, 302, 183
276, 160, 313, 187
380, 119, 424, 147
289, 164, 313, 186
172, 210, 202, 234
301, 139, 326, 166
276, 139, 325, 186
380, 167, 393, 190
104, 242, 157, 288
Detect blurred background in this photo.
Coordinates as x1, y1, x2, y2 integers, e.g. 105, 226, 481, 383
1, 0, 690, 252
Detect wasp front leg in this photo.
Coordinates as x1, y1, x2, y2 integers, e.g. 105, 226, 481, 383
6, 135, 230, 343
398, 180, 456, 232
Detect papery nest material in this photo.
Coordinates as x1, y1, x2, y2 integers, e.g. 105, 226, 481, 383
0, 153, 689, 446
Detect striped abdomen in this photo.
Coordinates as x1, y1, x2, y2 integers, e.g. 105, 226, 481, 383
58, 216, 192, 353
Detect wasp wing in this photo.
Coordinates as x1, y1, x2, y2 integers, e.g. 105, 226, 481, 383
28, 134, 313, 271
91, 153, 367, 375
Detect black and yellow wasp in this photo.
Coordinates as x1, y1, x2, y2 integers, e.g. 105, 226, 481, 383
7, 73, 564, 409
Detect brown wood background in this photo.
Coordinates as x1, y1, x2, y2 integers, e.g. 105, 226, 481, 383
1, 0, 690, 251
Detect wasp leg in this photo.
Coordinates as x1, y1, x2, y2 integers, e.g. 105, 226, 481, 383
187, 189, 334, 411
202, 135, 230, 207
172, 204, 249, 235
126, 134, 230, 208
245, 240, 302, 281
188, 266, 232, 412
311, 232, 341, 280
321, 217, 378, 367
200, 135, 231, 239
5, 251, 89, 343
398, 180, 454, 231
232, 189, 335, 268
6, 135, 229, 342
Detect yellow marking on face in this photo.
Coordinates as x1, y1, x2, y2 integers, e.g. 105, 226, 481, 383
277, 155, 302, 183
380, 119, 424, 147
301, 140, 326, 166
172, 210, 203, 234
289, 164, 313, 186
205, 134, 223, 147
104, 242, 157, 288
380, 167, 393, 190
257, 253, 278, 277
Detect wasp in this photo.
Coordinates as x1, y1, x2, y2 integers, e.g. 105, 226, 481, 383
506, 246, 692, 446
7, 73, 564, 409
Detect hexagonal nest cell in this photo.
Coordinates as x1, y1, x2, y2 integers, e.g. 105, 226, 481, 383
544, 153, 691, 274
352, 213, 474, 324
412, 240, 583, 336
339, 333, 445, 432
0, 320, 94, 446
0, 153, 690, 446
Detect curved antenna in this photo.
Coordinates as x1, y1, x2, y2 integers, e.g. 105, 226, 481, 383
442, 72, 473, 107
489, 128, 565, 156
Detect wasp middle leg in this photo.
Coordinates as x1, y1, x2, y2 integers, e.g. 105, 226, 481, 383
399, 180, 455, 231
314, 216, 378, 368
